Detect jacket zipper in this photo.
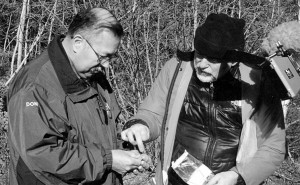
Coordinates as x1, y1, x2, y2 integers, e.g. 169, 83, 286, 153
160, 60, 182, 168
204, 83, 216, 169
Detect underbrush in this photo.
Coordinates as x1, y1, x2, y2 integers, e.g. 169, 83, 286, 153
0, 77, 9, 185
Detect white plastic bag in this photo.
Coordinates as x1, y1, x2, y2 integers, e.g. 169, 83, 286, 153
171, 150, 214, 185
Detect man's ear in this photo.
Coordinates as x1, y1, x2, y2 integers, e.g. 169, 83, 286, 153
72, 34, 84, 53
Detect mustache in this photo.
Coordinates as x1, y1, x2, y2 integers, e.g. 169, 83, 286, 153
195, 68, 217, 81
196, 68, 211, 76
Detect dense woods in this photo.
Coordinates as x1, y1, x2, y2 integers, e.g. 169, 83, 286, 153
1, 0, 300, 184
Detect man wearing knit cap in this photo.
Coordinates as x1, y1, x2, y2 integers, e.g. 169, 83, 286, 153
121, 13, 286, 185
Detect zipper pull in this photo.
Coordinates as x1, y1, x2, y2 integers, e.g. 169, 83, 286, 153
210, 83, 214, 99
104, 102, 112, 119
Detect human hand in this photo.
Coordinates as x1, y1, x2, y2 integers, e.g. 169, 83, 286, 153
111, 150, 152, 175
121, 123, 150, 153
132, 153, 153, 174
206, 171, 238, 185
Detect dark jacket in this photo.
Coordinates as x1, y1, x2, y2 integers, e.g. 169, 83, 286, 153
172, 70, 243, 174
7, 36, 121, 185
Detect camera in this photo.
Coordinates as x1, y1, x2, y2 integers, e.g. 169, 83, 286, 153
266, 41, 300, 98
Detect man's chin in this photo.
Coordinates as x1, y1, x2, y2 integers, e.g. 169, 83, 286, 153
196, 74, 215, 83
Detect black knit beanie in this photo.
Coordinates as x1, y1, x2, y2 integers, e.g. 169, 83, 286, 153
194, 13, 245, 60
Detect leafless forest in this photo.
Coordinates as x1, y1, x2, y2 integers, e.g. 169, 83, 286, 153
0, 0, 300, 184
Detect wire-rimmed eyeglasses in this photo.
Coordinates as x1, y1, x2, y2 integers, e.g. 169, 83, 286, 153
83, 38, 118, 66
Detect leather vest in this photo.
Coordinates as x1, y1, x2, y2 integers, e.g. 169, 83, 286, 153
172, 70, 243, 174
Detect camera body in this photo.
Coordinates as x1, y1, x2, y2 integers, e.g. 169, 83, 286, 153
267, 42, 300, 98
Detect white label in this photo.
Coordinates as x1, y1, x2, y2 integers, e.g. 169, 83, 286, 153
26, 102, 38, 107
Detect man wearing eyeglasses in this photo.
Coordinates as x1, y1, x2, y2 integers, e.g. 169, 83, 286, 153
7, 7, 151, 185
121, 13, 286, 185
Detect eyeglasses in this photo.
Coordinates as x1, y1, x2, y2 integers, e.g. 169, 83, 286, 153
83, 38, 118, 65
195, 50, 221, 63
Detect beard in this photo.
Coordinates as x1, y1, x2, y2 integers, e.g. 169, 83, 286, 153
195, 68, 217, 82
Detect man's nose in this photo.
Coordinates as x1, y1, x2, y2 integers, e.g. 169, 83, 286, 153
195, 57, 209, 68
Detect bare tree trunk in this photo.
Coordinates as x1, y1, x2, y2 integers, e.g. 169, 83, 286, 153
16, 0, 29, 67
10, 32, 18, 76
62, 1, 65, 24
231, 4, 235, 17
24, 0, 30, 65
144, 12, 153, 85
270, 0, 276, 24
24, 18, 29, 64
36, 6, 45, 57
83, 0, 87, 9
238, 0, 243, 18
72, 0, 77, 14
3, 14, 12, 52
48, 0, 58, 44
298, 0, 300, 21
155, 0, 161, 77
193, 0, 198, 36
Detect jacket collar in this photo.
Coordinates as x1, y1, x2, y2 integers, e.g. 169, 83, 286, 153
47, 35, 114, 103
48, 35, 88, 94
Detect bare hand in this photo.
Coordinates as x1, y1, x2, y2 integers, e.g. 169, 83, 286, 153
206, 171, 238, 185
121, 123, 150, 153
111, 150, 152, 175
133, 153, 153, 174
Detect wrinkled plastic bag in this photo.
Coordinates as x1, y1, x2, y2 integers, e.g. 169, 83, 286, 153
171, 150, 214, 185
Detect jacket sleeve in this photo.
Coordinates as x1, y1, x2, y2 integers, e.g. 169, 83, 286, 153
129, 58, 178, 141
238, 98, 286, 185
8, 84, 112, 184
